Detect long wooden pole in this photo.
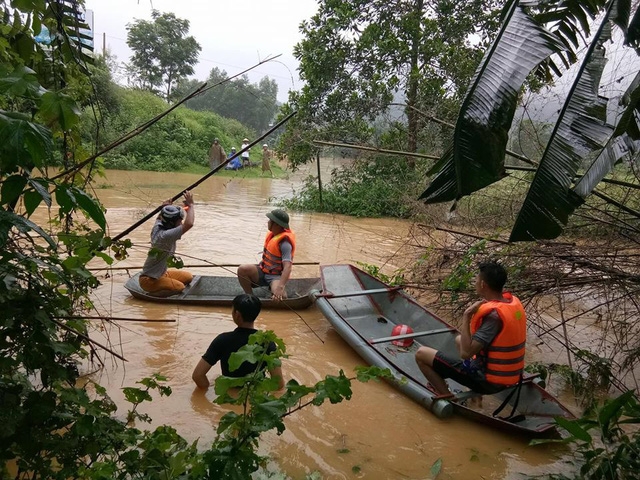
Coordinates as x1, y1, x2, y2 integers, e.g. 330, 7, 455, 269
313, 139, 439, 160
316, 151, 323, 209
87, 261, 320, 272
59, 315, 176, 323
111, 111, 297, 242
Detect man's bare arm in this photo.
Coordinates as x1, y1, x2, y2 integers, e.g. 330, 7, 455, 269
192, 358, 212, 389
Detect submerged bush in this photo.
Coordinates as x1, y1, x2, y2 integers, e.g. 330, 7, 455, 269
283, 156, 426, 218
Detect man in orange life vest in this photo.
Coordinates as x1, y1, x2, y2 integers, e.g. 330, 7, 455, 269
415, 261, 526, 395
237, 209, 295, 301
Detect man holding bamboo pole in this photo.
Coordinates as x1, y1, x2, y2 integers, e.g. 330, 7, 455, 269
138, 191, 195, 296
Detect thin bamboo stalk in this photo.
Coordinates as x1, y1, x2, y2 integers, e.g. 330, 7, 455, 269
88, 261, 320, 272
59, 316, 176, 323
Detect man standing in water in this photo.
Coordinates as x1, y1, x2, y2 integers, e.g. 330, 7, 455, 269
139, 191, 195, 296
415, 261, 526, 395
208, 138, 226, 170
192, 293, 284, 389
237, 209, 295, 301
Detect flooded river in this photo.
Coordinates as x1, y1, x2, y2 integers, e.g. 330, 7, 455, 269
86, 162, 576, 479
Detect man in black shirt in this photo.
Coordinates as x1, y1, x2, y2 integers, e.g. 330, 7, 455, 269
192, 294, 285, 389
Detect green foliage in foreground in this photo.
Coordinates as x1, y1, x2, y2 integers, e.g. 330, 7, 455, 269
533, 390, 640, 480
282, 157, 426, 218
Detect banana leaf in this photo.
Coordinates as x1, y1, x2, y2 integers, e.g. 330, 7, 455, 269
572, 71, 640, 198
509, 0, 624, 242
627, 2, 640, 46
419, 0, 564, 204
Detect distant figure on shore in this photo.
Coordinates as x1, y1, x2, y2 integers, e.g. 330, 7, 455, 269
261, 144, 272, 176
139, 191, 195, 296
208, 138, 226, 170
191, 293, 285, 390
241, 138, 250, 167
237, 209, 295, 301
225, 147, 242, 170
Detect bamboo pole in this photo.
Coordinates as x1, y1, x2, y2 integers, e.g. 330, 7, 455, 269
87, 261, 320, 272
313, 139, 440, 160
316, 151, 323, 209
59, 316, 176, 323
51, 318, 127, 362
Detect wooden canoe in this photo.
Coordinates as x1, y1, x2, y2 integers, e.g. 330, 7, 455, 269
313, 264, 576, 436
125, 273, 321, 310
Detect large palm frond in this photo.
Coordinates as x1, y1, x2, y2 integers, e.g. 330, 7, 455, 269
419, 0, 564, 203
510, 0, 632, 241
572, 72, 640, 199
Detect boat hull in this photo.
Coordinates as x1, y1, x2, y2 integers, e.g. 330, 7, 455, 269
314, 264, 576, 436
125, 273, 320, 310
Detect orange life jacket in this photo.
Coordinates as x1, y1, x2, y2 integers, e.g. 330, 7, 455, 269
470, 293, 526, 386
259, 230, 296, 275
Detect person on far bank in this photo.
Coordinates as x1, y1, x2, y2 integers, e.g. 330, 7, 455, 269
192, 293, 285, 390
237, 209, 295, 301
261, 143, 273, 176
415, 261, 526, 396
139, 191, 195, 296
208, 137, 226, 170
241, 137, 250, 167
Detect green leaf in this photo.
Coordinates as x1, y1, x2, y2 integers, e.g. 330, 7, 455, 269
430, 458, 443, 478
0, 209, 56, 248
122, 386, 152, 405
228, 343, 263, 372
0, 111, 52, 169
24, 177, 52, 215
55, 185, 75, 215
555, 416, 592, 442
39, 91, 80, 131
70, 187, 106, 230
598, 390, 636, 431
0, 174, 28, 205
0, 65, 44, 97
354, 365, 392, 382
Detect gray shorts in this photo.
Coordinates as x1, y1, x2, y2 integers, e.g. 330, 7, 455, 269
256, 266, 280, 287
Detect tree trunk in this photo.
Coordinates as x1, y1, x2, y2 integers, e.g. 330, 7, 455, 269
405, 0, 424, 169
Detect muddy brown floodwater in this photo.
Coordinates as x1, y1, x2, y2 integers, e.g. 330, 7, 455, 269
84, 161, 578, 479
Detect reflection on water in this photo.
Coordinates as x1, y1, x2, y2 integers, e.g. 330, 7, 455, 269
83, 165, 575, 479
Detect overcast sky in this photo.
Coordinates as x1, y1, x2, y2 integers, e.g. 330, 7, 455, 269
84, 0, 320, 102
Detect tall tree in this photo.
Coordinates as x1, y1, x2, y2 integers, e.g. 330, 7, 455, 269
184, 67, 279, 133
280, 0, 503, 167
126, 10, 201, 101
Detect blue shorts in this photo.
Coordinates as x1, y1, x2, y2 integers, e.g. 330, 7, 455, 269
432, 352, 503, 394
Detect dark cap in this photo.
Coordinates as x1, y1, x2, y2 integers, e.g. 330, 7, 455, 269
266, 209, 289, 229
161, 205, 185, 223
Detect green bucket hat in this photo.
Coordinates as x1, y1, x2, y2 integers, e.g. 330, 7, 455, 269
266, 209, 289, 229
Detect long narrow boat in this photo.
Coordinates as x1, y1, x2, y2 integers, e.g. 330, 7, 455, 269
125, 273, 321, 310
313, 264, 576, 436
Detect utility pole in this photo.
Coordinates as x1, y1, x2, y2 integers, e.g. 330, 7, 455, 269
102, 32, 106, 56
